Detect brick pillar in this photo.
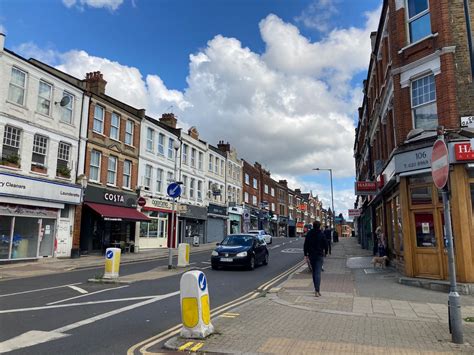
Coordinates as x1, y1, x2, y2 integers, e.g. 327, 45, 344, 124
72, 204, 83, 257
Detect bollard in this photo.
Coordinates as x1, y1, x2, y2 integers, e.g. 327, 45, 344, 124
177, 243, 190, 267
180, 270, 214, 338
104, 247, 121, 279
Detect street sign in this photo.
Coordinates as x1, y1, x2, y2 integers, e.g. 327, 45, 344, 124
137, 196, 146, 207
354, 181, 377, 195
348, 209, 361, 217
431, 139, 449, 189
167, 182, 182, 198
198, 272, 207, 291
106, 250, 114, 259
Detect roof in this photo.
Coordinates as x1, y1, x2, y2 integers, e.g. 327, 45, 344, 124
145, 115, 181, 137
209, 144, 226, 157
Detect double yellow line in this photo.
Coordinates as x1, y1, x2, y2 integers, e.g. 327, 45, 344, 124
127, 260, 305, 355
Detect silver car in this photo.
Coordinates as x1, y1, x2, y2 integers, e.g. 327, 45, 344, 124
248, 230, 272, 244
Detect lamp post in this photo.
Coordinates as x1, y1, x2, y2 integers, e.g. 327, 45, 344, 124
168, 139, 181, 269
313, 168, 335, 228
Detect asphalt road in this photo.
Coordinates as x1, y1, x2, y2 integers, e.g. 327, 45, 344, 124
0, 237, 305, 355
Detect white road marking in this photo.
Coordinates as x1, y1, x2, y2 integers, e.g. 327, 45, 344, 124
0, 291, 179, 353
47, 285, 129, 305
0, 292, 180, 314
201, 261, 211, 264
200, 266, 211, 270
0, 283, 82, 298
67, 285, 88, 294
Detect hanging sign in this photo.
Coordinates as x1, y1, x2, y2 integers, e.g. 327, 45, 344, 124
354, 181, 377, 195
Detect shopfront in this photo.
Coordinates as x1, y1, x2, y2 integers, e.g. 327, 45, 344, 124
288, 217, 296, 238
178, 204, 207, 246
206, 203, 228, 243
228, 205, 243, 234
0, 172, 81, 261
137, 198, 175, 250
80, 185, 149, 253
278, 216, 288, 237
249, 207, 259, 230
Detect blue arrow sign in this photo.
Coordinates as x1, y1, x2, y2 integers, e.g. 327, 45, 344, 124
106, 250, 114, 259
198, 272, 207, 291
167, 182, 182, 198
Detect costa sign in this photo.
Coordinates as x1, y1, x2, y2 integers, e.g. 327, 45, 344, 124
104, 193, 125, 203
354, 181, 377, 196
454, 143, 474, 161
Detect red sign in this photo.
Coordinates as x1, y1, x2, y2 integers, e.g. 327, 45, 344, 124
354, 181, 377, 195
454, 143, 474, 161
299, 204, 307, 211
376, 174, 384, 189
137, 196, 147, 207
431, 139, 449, 189
348, 209, 361, 217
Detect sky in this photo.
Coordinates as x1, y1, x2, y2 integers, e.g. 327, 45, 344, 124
0, 0, 382, 219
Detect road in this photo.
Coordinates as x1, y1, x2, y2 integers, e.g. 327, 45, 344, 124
0, 237, 305, 354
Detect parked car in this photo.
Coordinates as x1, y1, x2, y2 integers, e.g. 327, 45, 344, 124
211, 234, 269, 270
248, 229, 272, 244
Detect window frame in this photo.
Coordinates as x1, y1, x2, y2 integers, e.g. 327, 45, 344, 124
32, 134, 48, 166
158, 133, 165, 155
107, 155, 118, 186
198, 152, 203, 170
123, 160, 132, 189
410, 73, 437, 130
57, 141, 71, 169
253, 178, 258, 189
245, 173, 250, 185
146, 127, 154, 152
37, 80, 53, 116
8, 67, 27, 106
144, 164, 153, 190
125, 120, 134, 146
89, 150, 102, 182
191, 148, 196, 167
197, 180, 203, 200
209, 154, 213, 171
93, 105, 105, 134
182, 144, 188, 165
110, 112, 120, 140
60, 91, 74, 124
168, 138, 175, 159
405, 0, 431, 44
156, 168, 163, 193
190, 178, 195, 199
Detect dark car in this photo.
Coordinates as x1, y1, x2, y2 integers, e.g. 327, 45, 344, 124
211, 234, 269, 270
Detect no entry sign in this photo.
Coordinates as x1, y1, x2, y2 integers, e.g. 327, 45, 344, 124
431, 139, 449, 189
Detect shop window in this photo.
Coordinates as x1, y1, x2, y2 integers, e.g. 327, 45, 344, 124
158, 133, 165, 155
32, 134, 48, 166
60, 91, 74, 124
156, 168, 163, 193
8, 67, 27, 106
123, 160, 132, 189
107, 156, 117, 185
125, 120, 134, 145
410, 186, 432, 205
12, 217, 40, 258
146, 128, 154, 152
90, 150, 101, 182
2, 125, 22, 161
110, 112, 120, 140
0, 216, 13, 259
60, 206, 69, 218
57, 142, 71, 172
93, 105, 104, 134
414, 212, 436, 247
406, 0, 431, 43
37, 80, 52, 116
411, 74, 437, 130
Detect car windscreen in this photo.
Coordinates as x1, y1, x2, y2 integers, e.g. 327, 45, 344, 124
221, 235, 254, 246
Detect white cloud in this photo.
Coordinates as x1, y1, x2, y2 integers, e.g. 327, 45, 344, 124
62, 0, 124, 11
295, 0, 339, 33
13, 7, 380, 213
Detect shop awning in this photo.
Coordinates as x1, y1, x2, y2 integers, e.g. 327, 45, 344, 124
85, 202, 150, 222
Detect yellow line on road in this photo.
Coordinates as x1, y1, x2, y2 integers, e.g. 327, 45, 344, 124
178, 342, 194, 351
189, 342, 204, 351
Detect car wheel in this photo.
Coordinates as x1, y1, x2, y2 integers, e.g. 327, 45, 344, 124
248, 255, 255, 270
263, 252, 269, 265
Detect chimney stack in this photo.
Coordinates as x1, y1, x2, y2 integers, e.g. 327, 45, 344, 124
295, 188, 301, 194
138, 109, 146, 119
84, 71, 107, 95
0, 33, 5, 52
159, 113, 177, 129
217, 140, 231, 153
278, 179, 288, 187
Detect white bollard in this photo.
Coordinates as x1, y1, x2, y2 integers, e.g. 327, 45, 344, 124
177, 243, 190, 267
104, 247, 121, 279
180, 270, 214, 338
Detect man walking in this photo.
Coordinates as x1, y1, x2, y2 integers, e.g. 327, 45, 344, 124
304, 221, 328, 297
324, 225, 332, 255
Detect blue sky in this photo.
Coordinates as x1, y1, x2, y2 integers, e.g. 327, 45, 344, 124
0, 0, 382, 218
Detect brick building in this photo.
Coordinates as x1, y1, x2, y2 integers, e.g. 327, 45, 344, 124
354, 0, 474, 282
258, 164, 278, 236
242, 160, 261, 231
277, 180, 289, 237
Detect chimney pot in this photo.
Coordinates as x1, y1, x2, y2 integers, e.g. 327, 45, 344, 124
84, 71, 107, 95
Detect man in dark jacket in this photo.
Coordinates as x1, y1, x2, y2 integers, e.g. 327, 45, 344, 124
304, 221, 328, 297
324, 225, 332, 255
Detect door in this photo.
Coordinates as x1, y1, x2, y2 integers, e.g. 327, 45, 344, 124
56, 219, 71, 257
39, 219, 56, 257
206, 217, 225, 243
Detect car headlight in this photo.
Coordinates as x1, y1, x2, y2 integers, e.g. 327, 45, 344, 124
211, 250, 218, 256
236, 251, 247, 257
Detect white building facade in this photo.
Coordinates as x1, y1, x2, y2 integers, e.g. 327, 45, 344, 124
0, 34, 86, 260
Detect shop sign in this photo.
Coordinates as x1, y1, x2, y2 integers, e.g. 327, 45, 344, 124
84, 185, 137, 208
296, 222, 304, 228
178, 204, 188, 214
454, 143, 474, 161
0, 204, 58, 218
348, 209, 361, 217
0, 172, 81, 204
144, 198, 173, 211
228, 206, 244, 215
354, 181, 377, 195
394, 146, 432, 174
208, 203, 227, 216
376, 174, 384, 189
460, 116, 474, 127
299, 204, 307, 211
179, 204, 207, 220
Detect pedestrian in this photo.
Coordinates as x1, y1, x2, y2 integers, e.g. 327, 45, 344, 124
304, 221, 328, 297
324, 225, 332, 255
375, 226, 386, 257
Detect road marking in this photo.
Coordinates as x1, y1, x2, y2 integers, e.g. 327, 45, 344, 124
190, 342, 204, 351
67, 285, 88, 294
281, 248, 303, 254
200, 266, 211, 270
0, 283, 82, 298
0, 291, 179, 353
201, 261, 211, 264
220, 312, 239, 318
178, 342, 194, 351
223, 312, 239, 316
47, 285, 129, 305
0, 292, 180, 314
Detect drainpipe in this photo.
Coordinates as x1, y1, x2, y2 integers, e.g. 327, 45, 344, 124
464, 0, 474, 81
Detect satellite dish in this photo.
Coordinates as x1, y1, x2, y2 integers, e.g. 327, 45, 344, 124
59, 96, 71, 107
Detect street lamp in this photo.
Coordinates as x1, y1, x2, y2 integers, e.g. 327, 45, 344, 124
168, 139, 181, 269
313, 168, 335, 229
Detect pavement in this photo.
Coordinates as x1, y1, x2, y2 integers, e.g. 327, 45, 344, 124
163, 237, 474, 354
0, 243, 216, 280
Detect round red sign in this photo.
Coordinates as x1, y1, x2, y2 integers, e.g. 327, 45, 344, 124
137, 196, 147, 207
431, 139, 449, 189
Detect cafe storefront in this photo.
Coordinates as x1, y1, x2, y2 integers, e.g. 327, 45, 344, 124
137, 197, 175, 250
79, 185, 149, 253
0, 172, 81, 261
